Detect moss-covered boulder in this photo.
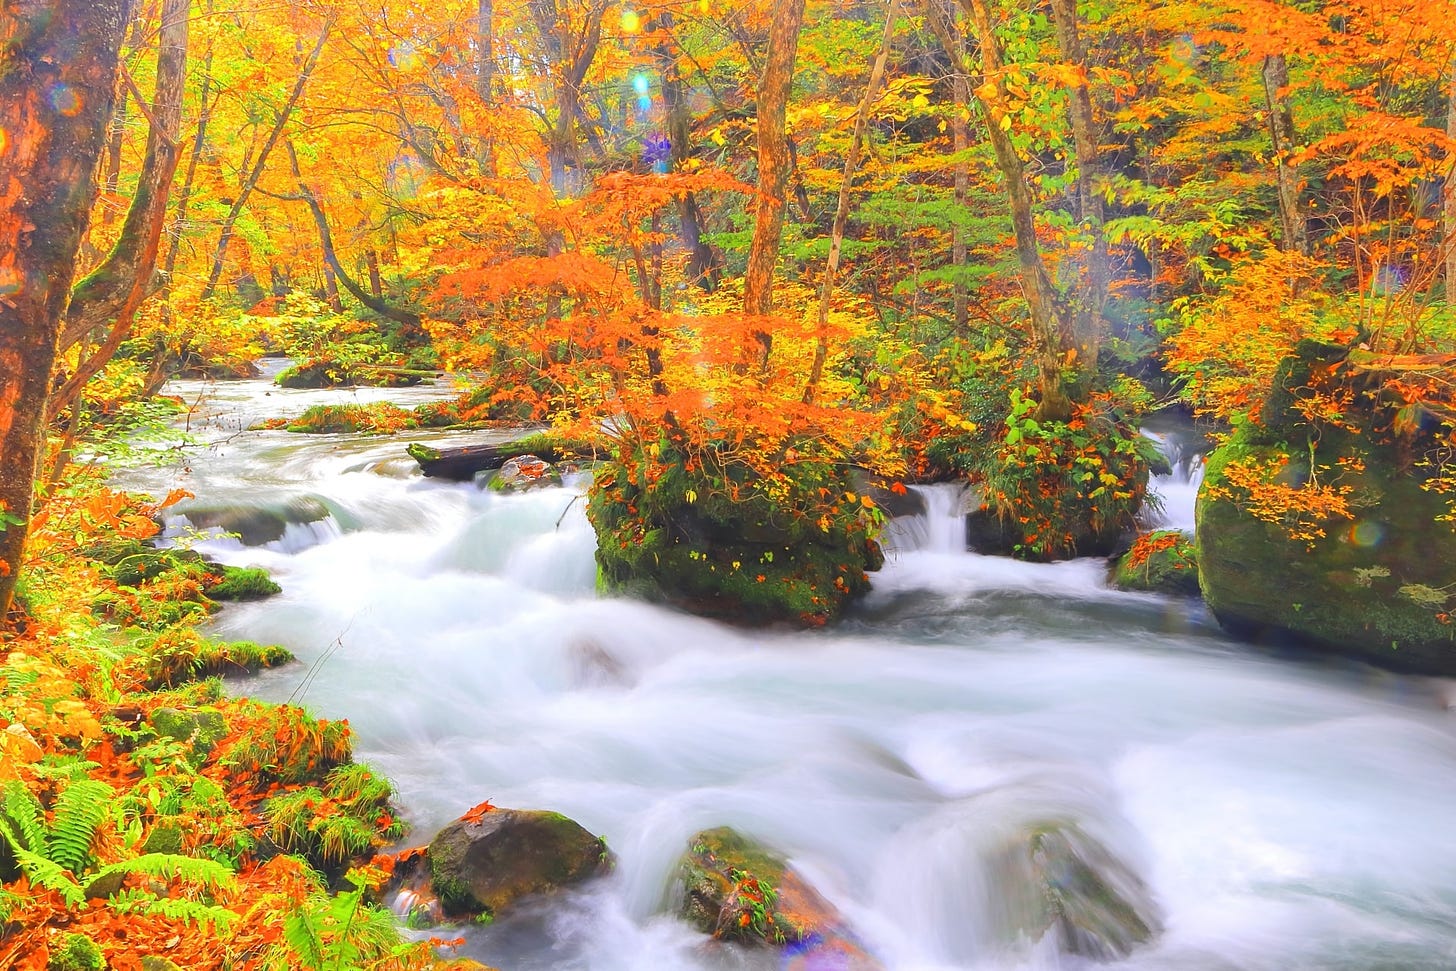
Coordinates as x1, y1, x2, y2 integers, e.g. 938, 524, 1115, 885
678, 828, 880, 966
150, 706, 228, 760
427, 805, 609, 918
205, 566, 281, 601
1110, 530, 1199, 595
1197, 340, 1456, 675
986, 822, 1162, 961
47, 933, 105, 971
589, 443, 884, 627
172, 495, 333, 546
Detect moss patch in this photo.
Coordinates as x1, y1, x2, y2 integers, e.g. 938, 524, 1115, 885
1111, 530, 1199, 595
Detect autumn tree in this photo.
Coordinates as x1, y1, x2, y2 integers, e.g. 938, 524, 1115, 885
0, 0, 130, 617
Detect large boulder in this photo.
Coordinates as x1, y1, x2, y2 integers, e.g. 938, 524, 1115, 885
1197, 342, 1456, 674
428, 804, 609, 918
678, 827, 880, 968
1109, 530, 1199, 595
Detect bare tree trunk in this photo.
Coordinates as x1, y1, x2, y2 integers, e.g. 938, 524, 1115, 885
0, 0, 130, 618
962, 0, 1073, 419
199, 17, 331, 302
743, 0, 808, 369
805, 0, 901, 404
367, 249, 384, 299
49, 0, 191, 417
1262, 54, 1309, 256
654, 12, 719, 290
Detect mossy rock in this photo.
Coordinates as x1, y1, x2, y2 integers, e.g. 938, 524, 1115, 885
150, 707, 228, 759
1110, 530, 1200, 595
173, 495, 333, 546
1198, 431, 1456, 674
201, 639, 293, 675
205, 566, 281, 601
47, 933, 105, 971
140, 959, 184, 971
428, 806, 610, 917
678, 828, 880, 964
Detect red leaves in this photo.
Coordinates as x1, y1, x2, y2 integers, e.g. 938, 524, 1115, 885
461, 800, 497, 824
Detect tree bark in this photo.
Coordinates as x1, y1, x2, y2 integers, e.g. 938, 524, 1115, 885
743, 0, 808, 369
1262, 54, 1309, 257
0, 0, 130, 618
199, 17, 332, 302
805, 0, 901, 404
50, 0, 190, 417
654, 13, 720, 290
1050, 0, 1109, 376
962, 0, 1074, 419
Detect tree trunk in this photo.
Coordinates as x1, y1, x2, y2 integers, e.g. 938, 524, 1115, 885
0, 0, 130, 618
1262, 54, 1309, 257
805, 0, 901, 404
962, 0, 1074, 419
476, 0, 498, 177
50, 0, 190, 416
199, 17, 332, 302
286, 144, 425, 335
925, 0, 969, 332
1446, 71, 1456, 298
1050, 0, 1109, 377
743, 0, 808, 368
655, 12, 720, 291
159, 0, 216, 331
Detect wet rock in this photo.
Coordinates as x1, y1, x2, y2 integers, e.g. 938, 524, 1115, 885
487, 454, 561, 492
988, 822, 1161, 961
174, 495, 333, 546
205, 565, 282, 601
678, 827, 880, 967
428, 804, 610, 918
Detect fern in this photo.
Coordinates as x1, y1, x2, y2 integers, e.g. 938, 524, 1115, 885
9, 846, 85, 906
87, 852, 235, 894
1, 781, 47, 856
47, 779, 114, 874
108, 887, 237, 935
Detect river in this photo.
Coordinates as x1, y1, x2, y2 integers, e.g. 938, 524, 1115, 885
117, 371, 1456, 970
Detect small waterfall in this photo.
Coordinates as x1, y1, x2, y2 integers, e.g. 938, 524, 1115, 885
882, 483, 969, 555
1143, 427, 1208, 534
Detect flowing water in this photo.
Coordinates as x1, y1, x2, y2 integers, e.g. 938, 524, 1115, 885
117, 376, 1456, 971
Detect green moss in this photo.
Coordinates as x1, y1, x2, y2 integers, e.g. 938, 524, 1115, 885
589, 442, 883, 626
1111, 531, 1199, 595
1198, 426, 1456, 673
205, 566, 281, 601
284, 403, 415, 434
150, 707, 228, 761
48, 933, 105, 971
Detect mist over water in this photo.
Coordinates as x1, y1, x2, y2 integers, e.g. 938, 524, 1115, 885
120, 378, 1456, 970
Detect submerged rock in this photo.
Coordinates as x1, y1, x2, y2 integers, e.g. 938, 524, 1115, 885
427, 804, 610, 918
173, 495, 333, 547
678, 827, 880, 967
987, 821, 1162, 961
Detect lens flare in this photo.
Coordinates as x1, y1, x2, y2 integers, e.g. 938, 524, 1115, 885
632, 74, 650, 96
50, 85, 81, 117
621, 9, 640, 32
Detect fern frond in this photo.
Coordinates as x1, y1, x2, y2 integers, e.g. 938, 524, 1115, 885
108, 887, 238, 935
11, 847, 84, 907
1, 781, 46, 854
88, 852, 235, 894
47, 778, 115, 874
282, 905, 326, 970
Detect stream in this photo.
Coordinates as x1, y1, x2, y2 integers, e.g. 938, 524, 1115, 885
116, 371, 1456, 970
